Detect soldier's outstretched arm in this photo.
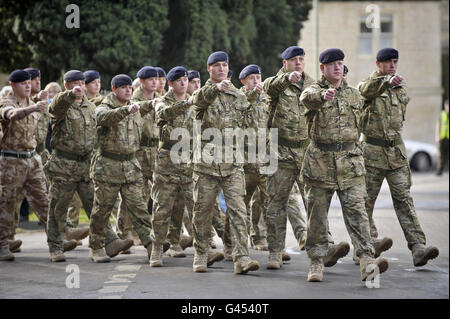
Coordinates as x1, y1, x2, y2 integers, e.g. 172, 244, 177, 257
192, 83, 219, 112
137, 100, 154, 117
2, 100, 46, 122
156, 100, 192, 123
263, 73, 291, 98
300, 86, 327, 110
96, 105, 129, 127
358, 75, 391, 101
48, 90, 76, 119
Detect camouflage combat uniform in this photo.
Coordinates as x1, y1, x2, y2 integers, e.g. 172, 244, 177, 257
151, 90, 194, 246
300, 76, 375, 259
263, 67, 314, 254
358, 71, 426, 249
45, 90, 104, 252
114, 87, 158, 240
191, 79, 251, 260
89, 93, 154, 250
0, 94, 48, 250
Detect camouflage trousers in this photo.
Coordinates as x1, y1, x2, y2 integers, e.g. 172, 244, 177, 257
192, 170, 249, 259
365, 165, 426, 249
304, 179, 374, 259
0, 156, 48, 248
66, 193, 83, 228
89, 178, 153, 250
266, 167, 308, 253
117, 175, 152, 240
244, 167, 269, 246
47, 177, 119, 252
151, 172, 193, 245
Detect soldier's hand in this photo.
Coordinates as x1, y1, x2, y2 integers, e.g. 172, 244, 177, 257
389, 75, 404, 87
127, 103, 140, 114
152, 98, 161, 108
72, 86, 83, 98
253, 83, 263, 93
35, 101, 47, 113
37, 90, 48, 101
217, 80, 231, 92
289, 71, 302, 83
187, 96, 194, 106
323, 88, 336, 101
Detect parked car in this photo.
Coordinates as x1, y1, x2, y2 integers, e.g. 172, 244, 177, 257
404, 139, 438, 172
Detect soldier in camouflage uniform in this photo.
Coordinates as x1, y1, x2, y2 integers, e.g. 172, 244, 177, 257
89, 74, 156, 263
150, 66, 224, 266
191, 51, 259, 274
300, 48, 391, 282
115, 67, 160, 244
156, 67, 167, 97
263, 46, 314, 269
358, 48, 439, 267
0, 70, 49, 261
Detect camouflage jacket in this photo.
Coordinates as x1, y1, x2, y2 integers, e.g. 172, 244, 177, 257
0, 93, 39, 152
133, 86, 159, 146
240, 86, 270, 172
49, 90, 97, 156
358, 71, 410, 170
154, 89, 193, 182
300, 76, 365, 190
192, 79, 249, 177
90, 94, 104, 107
90, 92, 153, 184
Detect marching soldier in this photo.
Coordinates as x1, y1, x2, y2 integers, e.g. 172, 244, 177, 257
358, 48, 439, 267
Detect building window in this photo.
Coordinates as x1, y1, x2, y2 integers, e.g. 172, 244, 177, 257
359, 14, 393, 55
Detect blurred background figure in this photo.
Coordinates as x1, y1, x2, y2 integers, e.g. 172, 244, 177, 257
436, 99, 449, 176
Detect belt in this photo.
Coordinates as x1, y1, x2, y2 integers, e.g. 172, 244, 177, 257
101, 150, 135, 161
278, 136, 310, 148
36, 143, 45, 154
140, 136, 159, 147
55, 149, 90, 162
313, 141, 356, 152
364, 135, 403, 148
0, 149, 36, 159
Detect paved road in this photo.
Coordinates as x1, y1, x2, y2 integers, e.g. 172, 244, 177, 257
0, 172, 448, 301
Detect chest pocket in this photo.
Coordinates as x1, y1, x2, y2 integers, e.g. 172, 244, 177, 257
317, 102, 334, 128
347, 96, 362, 129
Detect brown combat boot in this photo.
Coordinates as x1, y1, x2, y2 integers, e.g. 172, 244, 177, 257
307, 257, 324, 282
180, 235, 193, 250
168, 244, 186, 258
150, 244, 164, 267
282, 251, 291, 262
323, 241, 350, 267
373, 237, 393, 258
105, 238, 134, 258
50, 250, 66, 262
207, 250, 224, 266
412, 244, 439, 267
0, 245, 14, 261
267, 252, 283, 269
360, 256, 389, 281
252, 240, 269, 251
90, 248, 111, 263
223, 246, 233, 261
63, 240, 78, 252
234, 256, 259, 274
65, 226, 89, 241
193, 253, 208, 273
8, 239, 22, 253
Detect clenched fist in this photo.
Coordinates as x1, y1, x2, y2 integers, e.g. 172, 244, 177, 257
389, 75, 404, 87
217, 80, 231, 92
35, 101, 48, 112
127, 103, 140, 114
72, 86, 83, 99
322, 88, 336, 102
289, 71, 302, 83
37, 90, 48, 101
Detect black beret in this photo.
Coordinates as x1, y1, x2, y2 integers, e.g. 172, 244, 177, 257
239, 64, 261, 80
343, 65, 348, 74
281, 46, 305, 60
207, 51, 229, 66
227, 70, 233, 78
167, 66, 188, 82
64, 70, 85, 82
111, 74, 132, 88
137, 66, 158, 79
187, 70, 200, 81
319, 48, 345, 64
376, 48, 399, 62
8, 69, 31, 83
24, 68, 40, 80
84, 70, 100, 84
155, 67, 166, 77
